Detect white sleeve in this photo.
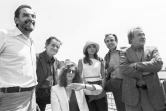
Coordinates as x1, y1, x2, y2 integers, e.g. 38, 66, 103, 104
84, 84, 102, 95
0, 30, 6, 54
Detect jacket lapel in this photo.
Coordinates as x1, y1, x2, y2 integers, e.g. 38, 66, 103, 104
59, 87, 69, 111
143, 46, 150, 61
127, 47, 139, 62
39, 52, 48, 76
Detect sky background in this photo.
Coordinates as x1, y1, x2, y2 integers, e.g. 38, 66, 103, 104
0, 0, 166, 68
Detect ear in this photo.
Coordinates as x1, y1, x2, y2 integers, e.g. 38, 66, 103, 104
14, 17, 19, 25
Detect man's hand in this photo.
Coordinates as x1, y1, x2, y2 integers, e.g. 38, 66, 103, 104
136, 79, 146, 86
107, 67, 115, 73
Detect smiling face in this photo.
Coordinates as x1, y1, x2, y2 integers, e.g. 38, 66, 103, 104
131, 28, 146, 48
87, 44, 97, 55
104, 35, 117, 50
46, 39, 61, 57
66, 66, 76, 82
15, 8, 36, 33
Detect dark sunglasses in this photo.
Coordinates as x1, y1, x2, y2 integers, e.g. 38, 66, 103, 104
66, 69, 76, 74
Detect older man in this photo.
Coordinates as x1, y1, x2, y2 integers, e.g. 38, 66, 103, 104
0, 5, 37, 111
36, 36, 62, 111
120, 27, 165, 111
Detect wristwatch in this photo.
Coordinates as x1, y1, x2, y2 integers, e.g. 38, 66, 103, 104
133, 63, 137, 70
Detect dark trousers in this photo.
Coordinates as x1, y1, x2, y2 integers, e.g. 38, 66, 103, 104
36, 88, 51, 111
36, 101, 47, 111
85, 95, 108, 111
105, 78, 126, 111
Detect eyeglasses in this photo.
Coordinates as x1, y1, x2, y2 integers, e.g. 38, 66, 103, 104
66, 69, 76, 74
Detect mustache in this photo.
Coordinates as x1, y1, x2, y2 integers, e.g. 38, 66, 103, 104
25, 20, 35, 25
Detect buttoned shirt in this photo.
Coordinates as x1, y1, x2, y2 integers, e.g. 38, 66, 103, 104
109, 50, 124, 79
40, 51, 55, 88
0, 28, 37, 88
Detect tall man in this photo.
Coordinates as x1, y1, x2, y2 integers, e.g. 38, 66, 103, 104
0, 5, 37, 111
104, 34, 126, 111
120, 27, 165, 111
36, 36, 62, 111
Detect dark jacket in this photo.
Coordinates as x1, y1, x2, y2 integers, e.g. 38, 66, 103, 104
36, 51, 60, 90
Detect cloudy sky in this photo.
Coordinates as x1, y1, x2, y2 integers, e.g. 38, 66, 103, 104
0, 0, 166, 68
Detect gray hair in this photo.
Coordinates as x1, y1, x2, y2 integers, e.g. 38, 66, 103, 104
127, 27, 142, 44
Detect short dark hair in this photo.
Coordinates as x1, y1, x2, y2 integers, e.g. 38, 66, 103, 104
14, 5, 32, 27
104, 33, 118, 43
58, 62, 82, 87
128, 27, 142, 44
45, 36, 62, 48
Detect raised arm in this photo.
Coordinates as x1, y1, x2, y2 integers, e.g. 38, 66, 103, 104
67, 83, 102, 95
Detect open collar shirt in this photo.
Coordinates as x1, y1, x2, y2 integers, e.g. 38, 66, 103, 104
0, 27, 37, 88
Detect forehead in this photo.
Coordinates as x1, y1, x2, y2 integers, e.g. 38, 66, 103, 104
19, 8, 35, 15
133, 28, 144, 35
105, 35, 115, 40
49, 39, 61, 46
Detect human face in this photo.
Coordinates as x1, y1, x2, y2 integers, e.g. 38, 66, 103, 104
104, 35, 117, 50
46, 39, 61, 57
131, 28, 146, 48
15, 8, 36, 33
66, 66, 76, 82
87, 44, 97, 55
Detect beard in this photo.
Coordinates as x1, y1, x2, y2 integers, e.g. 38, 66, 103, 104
18, 20, 35, 32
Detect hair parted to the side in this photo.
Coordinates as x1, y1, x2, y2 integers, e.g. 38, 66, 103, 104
128, 27, 142, 44
58, 63, 82, 87
14, 5, 32, 27
45, 36, 62, 48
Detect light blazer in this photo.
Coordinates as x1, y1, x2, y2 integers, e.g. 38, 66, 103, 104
51, 84, 102, 111
120, 46, 165, 110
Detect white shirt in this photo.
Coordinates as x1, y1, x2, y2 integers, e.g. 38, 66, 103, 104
82, 58, 102, 82
0, 28, 37, 88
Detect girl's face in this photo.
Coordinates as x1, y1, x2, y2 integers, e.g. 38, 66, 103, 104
87, 44, 97, 55
66, 66, 76, 82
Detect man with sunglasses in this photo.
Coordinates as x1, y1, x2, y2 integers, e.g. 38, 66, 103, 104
36, 36, 62, 111
104, 34, 126, 111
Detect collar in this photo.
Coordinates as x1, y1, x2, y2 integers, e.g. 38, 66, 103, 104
14, 27, 34, 44
44, 51, 55, 64
109, 46, 121, 53
14, 27, 23, 36
131, 45, 144, 51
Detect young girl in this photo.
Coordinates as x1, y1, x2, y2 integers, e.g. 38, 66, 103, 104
78, 41, 108, 111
